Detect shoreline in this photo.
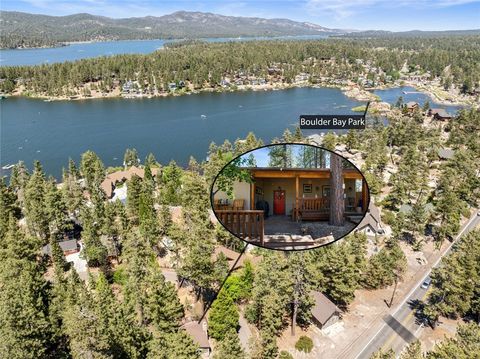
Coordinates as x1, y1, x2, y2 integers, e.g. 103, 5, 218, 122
6, 80, 477, 109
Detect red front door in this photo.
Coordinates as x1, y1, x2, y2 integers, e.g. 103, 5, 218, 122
273, 190, 286, 215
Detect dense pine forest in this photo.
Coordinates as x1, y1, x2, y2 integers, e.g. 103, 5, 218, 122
1, 105, 479, 357
1, 37, 479, 98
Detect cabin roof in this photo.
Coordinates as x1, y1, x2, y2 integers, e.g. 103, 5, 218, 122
430, 108, 451, 118
42, 239, 78, 255
311, 291, 341, 325
182, 321, 210, 349
212, 245, 260, 270
357, 202, 381, 232
100, 166, 158, 198
247, 167, 363, 179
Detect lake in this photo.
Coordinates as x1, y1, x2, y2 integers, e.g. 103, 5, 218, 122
1, 87, 360, 177
0, 35, 330, 67
0, 86, 461, 179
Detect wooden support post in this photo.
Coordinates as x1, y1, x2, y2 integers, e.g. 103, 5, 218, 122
295, 175, 299, 221
250, 181, 255, 210
362, 179, 368, 212
329, 155, 345, 226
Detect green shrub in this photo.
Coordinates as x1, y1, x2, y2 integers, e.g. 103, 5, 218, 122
295, 336, 313, 353
112, 267, 127, 285
278, 350, 294, 359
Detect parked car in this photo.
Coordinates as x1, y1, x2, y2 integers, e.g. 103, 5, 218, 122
421, 276, 432, 289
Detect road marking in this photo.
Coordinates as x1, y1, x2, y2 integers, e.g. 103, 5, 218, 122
381, 288, 431, 351
354, 210, 479, 359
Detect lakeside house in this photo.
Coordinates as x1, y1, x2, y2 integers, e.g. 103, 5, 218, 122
311, 291, 341, 330
405, 101, 419, 113
182, 320, 211, 358
100, 166, 158, 199
428, 108, 452, 121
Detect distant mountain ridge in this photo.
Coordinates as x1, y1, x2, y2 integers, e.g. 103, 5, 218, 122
339, 29, 480, 38
0, 10, 346, 49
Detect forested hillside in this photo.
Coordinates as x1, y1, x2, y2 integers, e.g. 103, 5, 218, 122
1, 37, 478, 99
0, 10, 340, 49
1, 105, 479, 357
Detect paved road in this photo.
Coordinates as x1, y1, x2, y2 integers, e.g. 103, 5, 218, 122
355, 210, 480, 359
238, 312, 253, 354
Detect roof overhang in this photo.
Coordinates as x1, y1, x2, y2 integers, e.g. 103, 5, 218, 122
249, 168, 362, 180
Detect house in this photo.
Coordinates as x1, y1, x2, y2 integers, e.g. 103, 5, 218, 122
42, 239, 79, 256
213, 164, 369, 248
429, 108, 452, 121
355, 202, 384, 237
215, 167, 368, 220
311, 291, 341, 330
100, 166, 158, 198
405, 101, 419, 113
212, 246, 245, 270
182, 321, 210, 357
212, 245, 261, 271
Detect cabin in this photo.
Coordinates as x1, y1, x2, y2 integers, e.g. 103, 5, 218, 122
182, 321, 211, 358
405, 101, 419, 113
213, 166, 368, 248
429, 108, 452, 121
100, 166, 158, 199
311, 291, 341, 330
355, 202, 384, 237
42, 239, 79, 256
212, 245, 260, 271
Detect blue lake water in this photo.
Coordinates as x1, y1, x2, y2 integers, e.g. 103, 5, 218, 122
0, 35, 330, 67
0, 86, 462, 179
372, 86, 463, 113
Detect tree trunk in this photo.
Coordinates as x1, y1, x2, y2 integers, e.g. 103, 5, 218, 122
388, 274, 398, 308
291, 300, 297, 336
329, 154, 344, 226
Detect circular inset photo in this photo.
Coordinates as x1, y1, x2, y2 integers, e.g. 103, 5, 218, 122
210, 143, 370, 251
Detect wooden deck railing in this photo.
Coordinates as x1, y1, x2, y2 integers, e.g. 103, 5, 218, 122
215, 210, 265, 245
293, 198, 329, 221
300, 198, 329, 211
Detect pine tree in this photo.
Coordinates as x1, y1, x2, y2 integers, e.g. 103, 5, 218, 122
147, 330, 200, 359
144, 264, 184, 332
208, 289, 239, 340
23, 160, 49, 240
124, 148, 140, 167
80, 207, 108, 268
401, 340, 423, 359
0, 218, 51, 358
322, 132, 337, 150
213, 328, 245, 359
80, 150, 105, 190
427, 323, 480, 358
0, 178, 19, 238
62, 275, 112, 358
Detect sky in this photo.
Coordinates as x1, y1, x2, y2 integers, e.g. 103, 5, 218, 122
1, 0, 479, 31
